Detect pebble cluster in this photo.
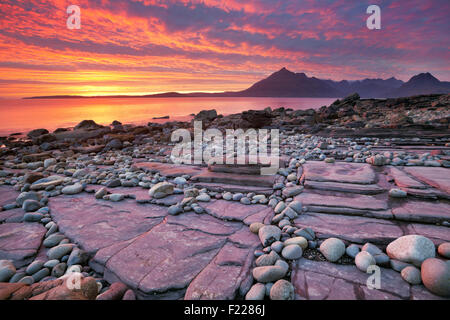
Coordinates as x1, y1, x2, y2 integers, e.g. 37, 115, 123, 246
280, 134, 450, 167
0, 200, 111, 296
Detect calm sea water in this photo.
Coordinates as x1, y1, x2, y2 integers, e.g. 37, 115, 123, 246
0, 97, 336, 135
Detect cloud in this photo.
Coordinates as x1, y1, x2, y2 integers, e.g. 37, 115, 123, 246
0, 0, 448, 97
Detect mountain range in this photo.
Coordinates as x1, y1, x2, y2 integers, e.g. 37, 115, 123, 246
25, 68, 450, 99
235, 68, 450, 98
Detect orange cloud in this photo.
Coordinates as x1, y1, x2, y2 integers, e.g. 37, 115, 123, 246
0, 0, 448, 98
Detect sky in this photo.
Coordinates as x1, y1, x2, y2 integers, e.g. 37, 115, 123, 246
0, 0, 449, 98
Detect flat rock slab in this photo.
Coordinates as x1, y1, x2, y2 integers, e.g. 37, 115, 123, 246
87, 184, 184, 205
200, 200, 274, 223
87, 185, 149, 198
404, 167, 450, 194
291, 259, 410, 300
191, 171, 277, 188
0, 223, 46, 268
92, 208, 258, 299
388, 167, 427, 189
0, 208, 23, 223
134, 162, 204, 178
103, 223, 228, 298
166, 211, 243, 236
152, 194, 185, 206
303, 205, 393, 220
392, 201, 450, 224
295, 193, 388, 211
49, 194, 168, 254
0, 186, 19, 208
293, 212, 405, 245
407, 223, 450, 246
185, 242, 256, 300
410, 285, 450, 300
193, 182, 274, 196
208, 155, 287, 171
304, 180, 385, 195
303, 161, 377, 184
294, 211, 450, 246
401, 187, 449, 200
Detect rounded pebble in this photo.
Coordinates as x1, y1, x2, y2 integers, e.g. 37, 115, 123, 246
270, 279, 295, 300
355, 251, 376, 272
320, 238, 346, 262
401, 266, 422, 285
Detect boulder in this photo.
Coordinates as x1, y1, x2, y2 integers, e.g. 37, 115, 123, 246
361, 243, 382, 256
104, 139, 123, 150
51, 263, 67, 278
27, 129, 49, 139
194, 109, 217, 122
0, 283, 28, 300
346, 244, 360, 258
122, 289, 136, 300
16, 191, 40, 206
320, 238, 345, 262
437, 242, 450, 259
22, 199, 41, 212
366, 154, 388, 166
30, 276, 98, 300
67, 248, 89, 266
249, 222, 265, 234
47, 244, 74, 260
355, 251, 376, 272
30, 176, 64, 191
281, 245, 303, 260
148, 182, 174, 199
389, 188, 407, 198
282, 186, 303, 198
255, 251, 280, 267
23, 172, 45, 184
245, 283, 266, 300
74, 120, 103, 130
421, 258, 450, 297
386, 235, 435, 266
401, 266, 422, 285
0, 260, 16, 282
269, 279, 295, 300
24, 212, 44, 222
284, 236, 308, 250
258, 225, 281, 247
252, 266, 287, 283
288, 201, 303, 213
26, 260, 45, 275
61, 183, 84, 195
96, 282, 128, 300
240, 110, 272, 128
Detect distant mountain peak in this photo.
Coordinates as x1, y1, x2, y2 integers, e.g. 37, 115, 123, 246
274, 67, 294, 75
242, 67, 341, 97
384, 72, 449, 98
408, 72, 439, 83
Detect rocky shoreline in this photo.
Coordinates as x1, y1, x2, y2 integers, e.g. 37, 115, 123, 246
0, 93, 449, 300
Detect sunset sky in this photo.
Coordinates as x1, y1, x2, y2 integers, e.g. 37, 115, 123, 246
0, 0, 449, 98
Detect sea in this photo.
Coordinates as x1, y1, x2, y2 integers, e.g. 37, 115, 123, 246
0, 97, 337, 135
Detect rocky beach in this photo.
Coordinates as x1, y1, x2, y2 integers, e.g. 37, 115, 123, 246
0, 93, 449, 300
